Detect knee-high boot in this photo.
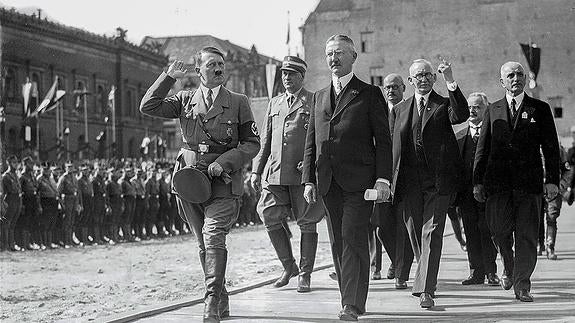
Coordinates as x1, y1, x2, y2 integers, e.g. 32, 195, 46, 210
546, 225, 557, 260
268, 227, 299, 288
200, 250, 229, 318
298, 232, 318, 293
203, 248, 227, 323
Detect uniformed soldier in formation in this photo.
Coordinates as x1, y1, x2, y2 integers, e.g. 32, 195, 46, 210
19, 156, 42, 250
90, 164, 107, 245
140, 46, 260, 322
119, 168, 136, 242
37, 162, 60, 249
251, 56, 325, 293
57, 162, 82, 248
131, 168, 147, 240
144, 167, 160, 239
1, 156, 23, 251
157, 169, 171, 237
77, 165, 94, 245
107, 167, 124, 243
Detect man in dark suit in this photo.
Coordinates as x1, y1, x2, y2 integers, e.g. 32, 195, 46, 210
454, 92, 499, 286
390, 59, 469, 308
473, 61, 559, 303
374, 73, 414, 289
302, 34, 392, 321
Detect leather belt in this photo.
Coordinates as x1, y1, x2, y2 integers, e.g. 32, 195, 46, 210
186, 143, 232, 155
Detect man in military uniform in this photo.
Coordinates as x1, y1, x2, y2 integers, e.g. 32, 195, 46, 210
157, 168, 171, 237
57, 162, 82, 248
131, 168, 147, 240
77, 165, 94, 245
106, 167, 123, 244
1, 156, 23, 251
144, 166, 160, 239
140, 46, 260, 322
37, 162, 60, 249
19, 156, 42, 250
91, 164, 107, 244
119, 168, 136, 242
251, 56, 324, 293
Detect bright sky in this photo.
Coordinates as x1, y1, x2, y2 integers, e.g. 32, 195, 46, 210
0, 0, 320, 59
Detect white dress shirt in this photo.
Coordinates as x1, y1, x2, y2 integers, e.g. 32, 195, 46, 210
332, 72, 354, 95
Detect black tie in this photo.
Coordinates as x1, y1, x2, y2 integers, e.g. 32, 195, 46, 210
511, 98, 516, 118
472, 129, 480, 144
206, 89, 213, 109
288, 95, 294, 107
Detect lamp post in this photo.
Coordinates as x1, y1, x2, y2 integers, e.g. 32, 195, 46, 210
63, 127, 70, 160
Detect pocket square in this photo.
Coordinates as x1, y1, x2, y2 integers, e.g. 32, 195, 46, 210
530, 118, 536, 123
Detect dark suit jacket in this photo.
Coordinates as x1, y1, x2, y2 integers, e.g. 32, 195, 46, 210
473, 94, 560, 195
454, 125, 474, 207
390, 87, 469, 197
302, 75, 392, 195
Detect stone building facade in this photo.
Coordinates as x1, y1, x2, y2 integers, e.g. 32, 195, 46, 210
0, 8, 167, 161
301, 0, 575, 137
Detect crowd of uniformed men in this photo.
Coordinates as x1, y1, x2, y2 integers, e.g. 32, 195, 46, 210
0, 157, 257, 252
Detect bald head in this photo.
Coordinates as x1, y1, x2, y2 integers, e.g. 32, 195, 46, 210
383, 73, 405, 106
500, 61, 526, 96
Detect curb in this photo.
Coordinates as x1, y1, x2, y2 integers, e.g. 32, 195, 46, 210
99, 263, 334, 323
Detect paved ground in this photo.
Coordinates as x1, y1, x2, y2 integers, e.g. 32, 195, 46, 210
105, 206, 575, 323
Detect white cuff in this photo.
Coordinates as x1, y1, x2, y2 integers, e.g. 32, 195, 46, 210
446, 81, 458, 91
376, 178, 390, 186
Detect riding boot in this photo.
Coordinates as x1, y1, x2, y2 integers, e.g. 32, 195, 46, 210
203, 248, 227, 323
298, 232, 318, 293
268, 227, 299, 288
200, 249, 229, 317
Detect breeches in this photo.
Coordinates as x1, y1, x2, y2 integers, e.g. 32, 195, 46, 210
177, 196, 240, 250
257, 183, 324, 233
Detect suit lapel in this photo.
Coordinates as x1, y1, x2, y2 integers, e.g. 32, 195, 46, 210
204, 87, 229, 120
399, 97, 414, 146
455, 126, 469, 155
286, 92, 304, 116
332, 76, 363, 120
422, 91, 440, 130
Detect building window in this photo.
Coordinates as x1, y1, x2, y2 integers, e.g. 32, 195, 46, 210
96, 85, 106, 115
5, 68, 17, 99
360, 32, 373, 53
31, 72, 42, 97
369, 67, 385, 86
126, 89, 134, 117
548, 96, 563, 118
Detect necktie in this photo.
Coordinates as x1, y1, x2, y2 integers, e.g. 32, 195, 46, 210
472, 129, 480, 144
287, 95, 294, 107
335, 79, 343, 95
418, 97, 425, 116
206, 89, 213, 109
511, 98, 516, 118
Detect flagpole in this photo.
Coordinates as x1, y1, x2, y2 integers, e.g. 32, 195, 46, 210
36, 95, 40, 158
111, 88, 116, 157
286, 11, 291, 56
83, 88, 89, 158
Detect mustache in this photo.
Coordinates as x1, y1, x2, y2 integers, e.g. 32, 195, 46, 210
215, 71, 223, 76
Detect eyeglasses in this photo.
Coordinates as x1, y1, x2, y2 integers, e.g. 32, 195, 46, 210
383, 84, 400, 91
325, 50, 345, 58
411, 72, 434, 81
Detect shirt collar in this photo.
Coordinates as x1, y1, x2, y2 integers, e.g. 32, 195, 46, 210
414, 91, 431, 106
506, 91, 524, 109
332, 72, 354, 91
469, 121, 482, 129
388, 99, 404, 112
199, 84, 221, 104
286, 88, 303, 101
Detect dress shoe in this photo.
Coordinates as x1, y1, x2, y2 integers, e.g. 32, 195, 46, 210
500, 274, 513, 290
329, 271, 338, 281
338, 304, 360, 321
515, 290, 533, 302
420, 292, 434, 308
386, 264, 395, 279
462, 274, 484, 285
546, 246, 557, 260
297, 274, 311, 293
395, 278, 408, 289
487, 273, 500, 286
371, 271, 382, 280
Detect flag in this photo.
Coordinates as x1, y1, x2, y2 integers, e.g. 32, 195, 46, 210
73, 88, 89, 110
23, 81, 39, 118
108, 85, 116, 109
520, 42, 541, 89
22, 81, 32, 117
286, 19, 290, 45
31, 77, 65, 117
